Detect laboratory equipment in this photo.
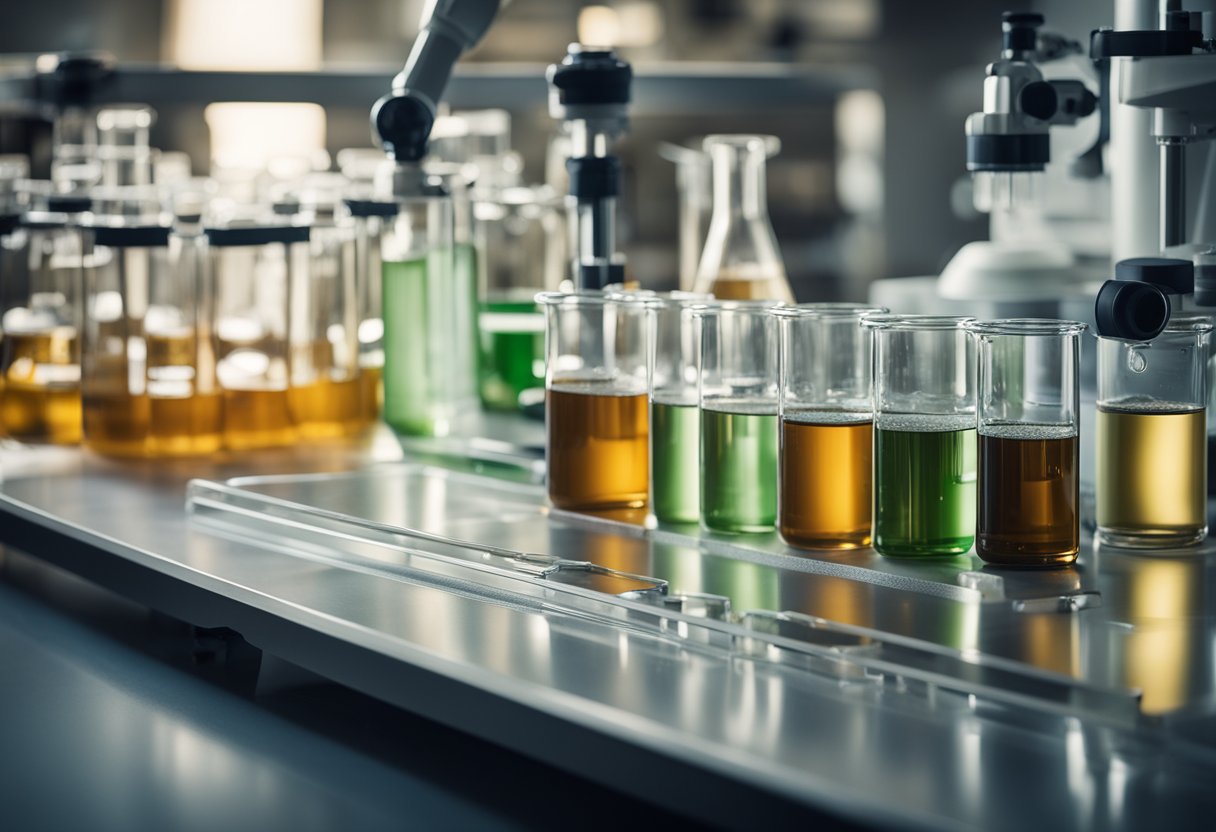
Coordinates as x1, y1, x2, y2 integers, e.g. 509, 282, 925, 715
775, 304, 884, 550
0, 204, 90, 444
344, 197, 397, 423
647, 292, 709, 525
866, 315, 977, 557
1095, 314, 1211, 549
96, 105, 156, 188
40, 54, 113, 192
476, 185, 564, 411
538, 292, 649, 511
207, 220, 310, 451
547, 45, 633, 290
692, 135, 793, 303
659, 141, 712, 293
697, 301, 782, 533
968, 319, 1086, 567
380, 181, 478, 437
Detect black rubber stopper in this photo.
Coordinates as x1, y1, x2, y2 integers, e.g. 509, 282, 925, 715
1094, 280, 1170, 340
1115, 257, 1194, 294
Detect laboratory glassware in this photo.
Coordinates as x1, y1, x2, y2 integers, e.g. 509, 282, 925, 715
0, 207, 89, 444
381, 184, 479, 437
866, 315, 978, 557
476, 185, 564, 411
344, 197, 398, 423
968, 319, 1086, 566
776, 304, 885, 550
208, 221, 310, 450
692, 135, 793, 304
697, 301, 783, 533
1095, 315, 1212, 548
659, 141, 712, 293
96, 106, 156, 188
648, 291, 710, 525
538, 291, 650, 511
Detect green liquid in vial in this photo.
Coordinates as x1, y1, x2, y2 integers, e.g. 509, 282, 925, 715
381, 244, 479, 436
478, 292, 543, 411
651, 400, 700, 524
873, 419, 977, 557
700, 404, 778, 533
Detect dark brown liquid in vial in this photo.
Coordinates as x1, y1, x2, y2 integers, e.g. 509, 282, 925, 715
977, 429, 1079, 566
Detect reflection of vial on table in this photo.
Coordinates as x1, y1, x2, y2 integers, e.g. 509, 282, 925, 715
540, 293, 650, 511
866, 316, 977, 557
968, 319, 1086, 567
692, 135, 793, 304
1095, 317, 1211, 548
776, 304, 883, 550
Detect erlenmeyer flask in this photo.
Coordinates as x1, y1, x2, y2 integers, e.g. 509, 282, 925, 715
692, 135, 793, 303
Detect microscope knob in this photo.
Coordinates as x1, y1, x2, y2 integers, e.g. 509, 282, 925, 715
1019, 81, 1058, 121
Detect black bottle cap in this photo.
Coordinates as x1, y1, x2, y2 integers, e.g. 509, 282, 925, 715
547, 44, 632, 106
1094, 279, 1170, 340
1114, 257, 1194, 294
86, 223, 172, 248
46, 194, 92, 213
343, 198, 399, 218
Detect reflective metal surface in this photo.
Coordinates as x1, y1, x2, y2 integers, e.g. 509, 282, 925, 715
2, 423, 1216, 828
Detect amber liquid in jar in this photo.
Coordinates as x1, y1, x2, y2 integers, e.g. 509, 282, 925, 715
2, 328, 82, 444
547, 383, 649, 511
779, 413, 873, 549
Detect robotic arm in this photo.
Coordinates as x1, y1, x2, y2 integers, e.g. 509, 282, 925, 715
371, 0, 503, 163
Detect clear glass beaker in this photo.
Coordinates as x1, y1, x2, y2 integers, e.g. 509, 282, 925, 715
475, 185, 564, 411
343, 198, 398, 424
0, 210, 87, 444
208, 222, 311, 450
866, 315, 978, 557
692, 135, 793, 304
776, 304, 885, 550
968, 319, 1087, 566
381, 187, 479, 437
647, 291, 710, 525
538, 292, 650, 511
96, 106, 156, 188
1096, 316, 1212, 548
697, 301, 783, 533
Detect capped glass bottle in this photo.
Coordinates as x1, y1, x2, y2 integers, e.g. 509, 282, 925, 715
692, 135, 793, 304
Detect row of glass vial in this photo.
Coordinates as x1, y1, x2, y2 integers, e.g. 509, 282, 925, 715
0, 200, 396, 454
540, 294, 1211, 564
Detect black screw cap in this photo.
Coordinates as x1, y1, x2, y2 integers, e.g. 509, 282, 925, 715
1094, 280, 1170, 341
1115, 257, 1194, 294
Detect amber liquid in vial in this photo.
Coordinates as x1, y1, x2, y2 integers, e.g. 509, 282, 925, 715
2, 328, 82, 444
779, 414, 873, 549
547, 384, 649, 511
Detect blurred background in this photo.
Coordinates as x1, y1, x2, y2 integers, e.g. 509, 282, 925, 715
0, 0, 1111, 299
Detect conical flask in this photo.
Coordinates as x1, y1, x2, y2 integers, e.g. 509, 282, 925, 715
692, 135, 792, 303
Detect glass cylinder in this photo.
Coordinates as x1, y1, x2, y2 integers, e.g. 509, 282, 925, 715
208, 222, 310, 450
697, 301, 782, 533
538, 292, 650, 511
968, 319, 1087, 566
51, 105, 101, 192
866, 315, 978, 557
0, 209, 87, 444
1096, 316, 1212, 548
381, 189, 479, 437
96, 106, 156, 188
81, 222, 223, 456
647, 291, 710, 525
475, 185, 564, 411
692, 135, 793, 304
776, 304, 885, 549
343, 198, 397, 424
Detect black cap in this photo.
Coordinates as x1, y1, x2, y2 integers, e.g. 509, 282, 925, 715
0, 213, 19, 237
1115, 257, 1194, 294
86, 223, 171, 248
966, 133, 1049, 172
547, 45, 632, 106
46, 194, 92, 213
204, 225, 310, 246
578, 262, 625, 290
344, 199, 399, 218
1094, 279, 1170, 340
1002, 11, 1044, 53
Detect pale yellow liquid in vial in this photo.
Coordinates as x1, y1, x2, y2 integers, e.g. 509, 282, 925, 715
145, 330, 224, 455
2, 328, 82, 444
223, 387, 295, 450
1096, 403, 1207, 545
707, 266, 794, 303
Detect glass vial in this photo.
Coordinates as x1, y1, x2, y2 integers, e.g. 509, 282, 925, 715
692, 135, 793, 304
866, 315, 978, 557
968, 319, 1087, 566
538, 292, 650, 511
647, 291, 709, 525
1, 208, 88, 444
208, 222, 311, 451
776, 304, 885, 550
344, 198, 398, 424
1096, 316, 1212, 548
697, 301, 783, 533
381, 186, 479, 438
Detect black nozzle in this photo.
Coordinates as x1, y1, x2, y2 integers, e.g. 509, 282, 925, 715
1094, 280, 1170, 340
1002, 11, 1045, 54
371, 94, 433, 162
547, 44, 632, 106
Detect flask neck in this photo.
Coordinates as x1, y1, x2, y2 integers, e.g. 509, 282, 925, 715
710, 142, 769, 223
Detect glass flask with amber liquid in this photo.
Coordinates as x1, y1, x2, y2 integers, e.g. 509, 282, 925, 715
692, 135, 793, 304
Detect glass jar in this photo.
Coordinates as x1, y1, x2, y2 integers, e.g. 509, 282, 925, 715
343, 197, 398, 424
